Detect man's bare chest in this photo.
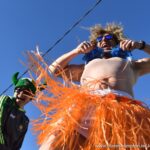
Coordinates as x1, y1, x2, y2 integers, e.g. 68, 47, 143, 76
81, 58, 134, 81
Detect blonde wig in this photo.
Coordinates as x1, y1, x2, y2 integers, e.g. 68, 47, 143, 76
89, 23, 127, 44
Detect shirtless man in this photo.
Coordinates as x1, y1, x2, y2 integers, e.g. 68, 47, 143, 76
49, 24, 150, 98
45, 23, 150, 149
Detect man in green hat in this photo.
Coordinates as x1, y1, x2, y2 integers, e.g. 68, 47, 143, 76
0, 72, 36, 150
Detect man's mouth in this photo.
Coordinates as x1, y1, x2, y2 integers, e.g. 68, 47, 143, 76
16, 96, 25, 101
102, 45, 112, 51
100, 41, 112, 48
101, 43, 109, 48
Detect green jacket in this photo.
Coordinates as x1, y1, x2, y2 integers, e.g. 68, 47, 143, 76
0, 95, 29, 150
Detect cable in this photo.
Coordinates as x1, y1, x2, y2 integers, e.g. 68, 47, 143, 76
42, 0, 103, 57
0, 0, 103, 96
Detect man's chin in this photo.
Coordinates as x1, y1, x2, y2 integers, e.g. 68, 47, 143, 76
103, 49, 112, 52
102, 46, 112, 51
16, 97, 26, 101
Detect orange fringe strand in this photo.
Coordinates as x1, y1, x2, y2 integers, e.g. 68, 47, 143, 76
27, 52, 150, 150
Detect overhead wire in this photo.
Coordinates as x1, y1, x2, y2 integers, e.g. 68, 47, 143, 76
0, 0, 103, 95
42, 0, 103, 58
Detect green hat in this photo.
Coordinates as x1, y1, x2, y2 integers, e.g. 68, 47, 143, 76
12, 72, 36, 94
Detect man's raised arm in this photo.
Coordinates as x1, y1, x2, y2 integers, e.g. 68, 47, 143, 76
49, 41, 94, 81
120, 39, 150, 76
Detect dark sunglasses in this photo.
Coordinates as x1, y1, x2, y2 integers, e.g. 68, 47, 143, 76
96, 34, 113, 43
15, 88, 31, 94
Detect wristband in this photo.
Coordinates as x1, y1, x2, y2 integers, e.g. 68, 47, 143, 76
139, 40, 146, 50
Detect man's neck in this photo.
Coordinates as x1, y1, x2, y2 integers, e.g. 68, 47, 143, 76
103, 51, 112, 59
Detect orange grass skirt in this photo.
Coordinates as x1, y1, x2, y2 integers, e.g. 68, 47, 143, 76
27, 52, 150, 150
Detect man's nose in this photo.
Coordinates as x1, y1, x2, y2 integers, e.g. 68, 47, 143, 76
19, 91, 24, 94
102, 36, 107, 41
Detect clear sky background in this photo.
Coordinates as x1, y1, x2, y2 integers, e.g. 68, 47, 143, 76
0, 0, 150, 149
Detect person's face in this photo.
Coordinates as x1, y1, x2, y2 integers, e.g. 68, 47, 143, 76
96, 33, 117, 52
15, 88, 33, 107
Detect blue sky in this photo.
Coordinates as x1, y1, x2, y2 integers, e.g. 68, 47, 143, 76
0, 0, 150, 149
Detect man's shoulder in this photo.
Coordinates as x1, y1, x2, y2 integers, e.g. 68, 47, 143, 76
0, 95, 14, 106
0, 95, 12, 101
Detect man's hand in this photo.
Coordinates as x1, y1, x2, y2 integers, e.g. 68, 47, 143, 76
120, 40, 142, 51
75, 41, 95, 54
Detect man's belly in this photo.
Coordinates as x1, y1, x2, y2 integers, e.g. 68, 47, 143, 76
80, 58, 136, 96
81, 76, 117, 89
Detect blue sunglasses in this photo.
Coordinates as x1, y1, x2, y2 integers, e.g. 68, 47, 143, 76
96, 34, 113, 43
